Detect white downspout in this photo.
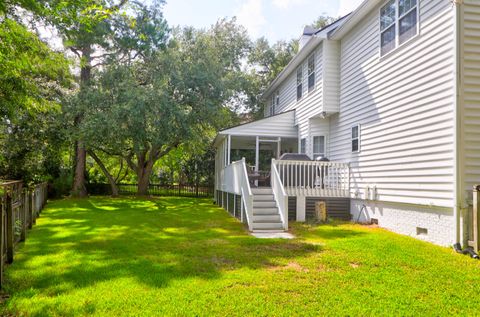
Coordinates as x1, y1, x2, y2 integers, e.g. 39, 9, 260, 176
453, 1, 463, 245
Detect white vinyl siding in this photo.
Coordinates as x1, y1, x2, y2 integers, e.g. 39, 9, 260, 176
220, 111, 297, 138
461, 0, 480, 202
329, 0, 455, 207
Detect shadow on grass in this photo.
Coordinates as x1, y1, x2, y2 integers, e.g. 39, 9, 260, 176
292, 221, 366, 241
4, 196, 320, 315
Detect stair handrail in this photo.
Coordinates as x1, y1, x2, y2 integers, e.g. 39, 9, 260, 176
238, 158, 253, 230
271, 159, 288, 230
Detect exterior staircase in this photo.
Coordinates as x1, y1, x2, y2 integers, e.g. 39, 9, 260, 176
251, 187, 285, 232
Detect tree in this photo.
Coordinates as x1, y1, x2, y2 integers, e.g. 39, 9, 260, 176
26, 0, 169, 197
311, 15, 336, 29
0, 3, 72, 184
77, 19, 249, 195
244, 38, 298, 117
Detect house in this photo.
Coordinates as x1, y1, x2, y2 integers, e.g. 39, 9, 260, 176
214, 0, 480, 247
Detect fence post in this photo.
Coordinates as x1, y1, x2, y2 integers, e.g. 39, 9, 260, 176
473, 185, 480, 253
31, 191, 36, 225
0, 198, 4, 288
6, 193, 14, 264
20, 190, 27, 242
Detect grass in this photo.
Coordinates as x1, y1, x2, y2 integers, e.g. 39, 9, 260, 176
2, 196, 480, 316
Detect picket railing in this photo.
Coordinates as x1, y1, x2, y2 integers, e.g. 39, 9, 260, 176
0, 181, 48, 288
222, 159, 253, 230
271, 159, 288, 230
273, 160, 350, 197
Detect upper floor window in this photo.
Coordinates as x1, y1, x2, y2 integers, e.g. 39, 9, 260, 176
296, 67, 303, 100
269, 90, 280, 116
352, 125, 360, 153
300, 138, 306, 154
270, 95, 275, 116
380, 0, 418, 56
307, 54, 315, 92
312, 135, 325, 159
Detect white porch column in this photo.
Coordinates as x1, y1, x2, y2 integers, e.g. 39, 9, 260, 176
255, 136, 259, 187
255, 136, 260, 172
227, 134, 231, 165
296, 196, 306, 222
277, 137, 281, 159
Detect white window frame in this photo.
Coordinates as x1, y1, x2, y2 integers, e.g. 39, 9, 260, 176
300, 138, 306, 154
296, 67, 303, 101
307, 53, 315, 92
312, 135, 326, 159
269, 90, 280, 116
270, 94, 275, 116
379, 0, 420, 57
351, 125, 360, 153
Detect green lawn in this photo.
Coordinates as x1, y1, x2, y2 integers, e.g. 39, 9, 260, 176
2, 197, 480, 316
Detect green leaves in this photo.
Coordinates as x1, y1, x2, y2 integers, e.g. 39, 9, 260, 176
0, 18, 72, 119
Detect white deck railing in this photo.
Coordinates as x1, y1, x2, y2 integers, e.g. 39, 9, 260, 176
273, 160, 350, 197
223, 158, 254, 230
271, 159, 288, 230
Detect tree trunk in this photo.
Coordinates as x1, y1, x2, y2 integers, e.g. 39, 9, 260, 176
88, 150, 119, 197
137, 159, 154, 196
71, 47, 92, 198
137, 172, 150, 196
72, 141, 87, 197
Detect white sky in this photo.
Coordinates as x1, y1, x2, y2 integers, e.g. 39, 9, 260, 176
163, 0, 364, 42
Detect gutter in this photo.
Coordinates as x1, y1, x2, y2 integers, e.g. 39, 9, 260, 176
453, 1, 463, 245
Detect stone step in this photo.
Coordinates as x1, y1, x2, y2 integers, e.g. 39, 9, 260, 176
252, 187, 273, 195
253, 214, 281, 222
252, 222, 284, 230
253, 201, 276, 208
253, 194, 274, 201
253, 207, 278, 215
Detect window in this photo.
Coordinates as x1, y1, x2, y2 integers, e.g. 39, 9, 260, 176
300, 138, 306, 154
270, 95, 275, 116
269, 90, 280, 116
308, 54, 315, 92
380, 0, 418, 56
312, 135, 325, 159
296, 67, 303, 100
352, 125, 360, 153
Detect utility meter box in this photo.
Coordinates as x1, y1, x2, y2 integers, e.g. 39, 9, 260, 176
315, 201, 327, 222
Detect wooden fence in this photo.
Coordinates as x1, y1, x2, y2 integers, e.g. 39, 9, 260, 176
0, 181, 48, 288
87, 183, 214, 198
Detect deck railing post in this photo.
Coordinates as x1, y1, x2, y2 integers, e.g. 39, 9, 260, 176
6, 193, 14, 264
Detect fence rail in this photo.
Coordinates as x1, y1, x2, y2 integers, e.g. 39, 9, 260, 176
87, 183, 214, 198
0, 181, 47, 288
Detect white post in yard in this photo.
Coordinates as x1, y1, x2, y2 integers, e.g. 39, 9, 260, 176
296, 196, 306, 222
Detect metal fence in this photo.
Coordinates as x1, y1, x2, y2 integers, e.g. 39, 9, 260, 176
87, 183, 214, 198
0, 181, 48, 288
